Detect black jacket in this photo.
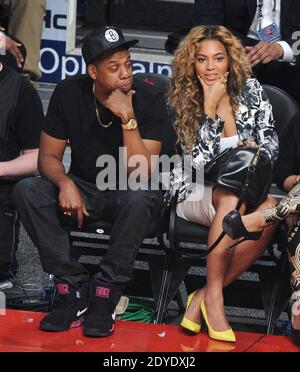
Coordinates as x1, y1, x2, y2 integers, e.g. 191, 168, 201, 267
193, 0, 300, 65
275, 112, 300, 190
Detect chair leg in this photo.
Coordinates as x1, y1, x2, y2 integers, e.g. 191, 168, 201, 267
153, 252, 194, 324
154, 254, 172, 324
266, 252, 291, 334
175, 283, 186, 314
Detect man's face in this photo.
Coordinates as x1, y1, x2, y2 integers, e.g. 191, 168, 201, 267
90, 49, 133, 95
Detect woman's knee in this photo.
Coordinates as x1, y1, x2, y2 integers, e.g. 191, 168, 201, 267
258, 195, 277, 210
212, 187, 240, 211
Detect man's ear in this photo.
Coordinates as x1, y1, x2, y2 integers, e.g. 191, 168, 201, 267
87, 64, 97, 80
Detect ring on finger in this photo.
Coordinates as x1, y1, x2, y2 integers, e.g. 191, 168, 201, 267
219, 74, 228, 85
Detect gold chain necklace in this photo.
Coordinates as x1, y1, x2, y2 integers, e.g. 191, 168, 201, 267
93, 83, 113, 128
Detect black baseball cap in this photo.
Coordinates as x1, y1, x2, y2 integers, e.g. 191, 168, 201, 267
82, 26, 138, 65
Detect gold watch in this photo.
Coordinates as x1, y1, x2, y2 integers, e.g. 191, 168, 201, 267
122, 118, 137, 131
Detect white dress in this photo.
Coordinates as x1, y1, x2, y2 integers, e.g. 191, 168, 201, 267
176, 135, 239, 226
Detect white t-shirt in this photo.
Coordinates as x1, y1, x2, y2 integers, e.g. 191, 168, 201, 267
220, 134, 239, 153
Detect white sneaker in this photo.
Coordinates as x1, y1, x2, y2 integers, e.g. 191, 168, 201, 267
116, 296, 129, 315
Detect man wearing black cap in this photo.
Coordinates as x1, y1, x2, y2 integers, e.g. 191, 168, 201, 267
13, 26, 169, 337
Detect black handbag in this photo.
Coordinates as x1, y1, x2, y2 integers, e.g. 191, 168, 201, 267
183, 146, 273, 259
204, 146, 273, 208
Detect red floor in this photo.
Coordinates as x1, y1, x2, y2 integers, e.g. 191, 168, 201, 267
0, 310, 299, 352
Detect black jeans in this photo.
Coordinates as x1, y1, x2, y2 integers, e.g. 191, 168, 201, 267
12, 175, 164, 288
0, 188, 19, 281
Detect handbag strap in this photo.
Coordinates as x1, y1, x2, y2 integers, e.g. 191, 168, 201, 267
204, 147, 261, 258
237, 147, 261, 208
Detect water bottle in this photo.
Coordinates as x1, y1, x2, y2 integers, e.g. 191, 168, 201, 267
280, 320, 292, 336
44, 274, 55, 303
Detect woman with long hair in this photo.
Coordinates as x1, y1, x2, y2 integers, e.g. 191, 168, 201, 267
222, 111, 300, 346
166, 25, 279, 342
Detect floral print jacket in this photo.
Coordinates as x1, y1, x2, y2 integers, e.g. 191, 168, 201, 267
165, 78, 279, 205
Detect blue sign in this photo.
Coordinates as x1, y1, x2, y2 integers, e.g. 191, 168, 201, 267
40, 39, 171, 83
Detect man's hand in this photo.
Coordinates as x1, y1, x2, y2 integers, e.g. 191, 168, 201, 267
58, 178, 89, 228
245, 41, 283, 66
104, 89, 135, 124
0, 31, 24, 69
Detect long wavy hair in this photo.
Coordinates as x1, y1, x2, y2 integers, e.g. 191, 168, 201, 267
169, 25, 252, 153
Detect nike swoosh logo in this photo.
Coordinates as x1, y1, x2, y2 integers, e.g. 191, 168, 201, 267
112, 311, 116, 321
77, 308, 88, 317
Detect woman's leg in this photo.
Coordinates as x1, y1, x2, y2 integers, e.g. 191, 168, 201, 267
183, 187, 243, 330
286, 219, 300, 341
204, 187, 246, 331
222, 196, 277, 287
229, 183, 300, 234
184, 194, 277, 330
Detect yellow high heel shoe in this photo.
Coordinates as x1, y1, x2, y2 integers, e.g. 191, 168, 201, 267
200, 300, 236, 343
180, 291, 201, 333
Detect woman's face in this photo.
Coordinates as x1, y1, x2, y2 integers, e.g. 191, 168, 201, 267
194, 39, 229, 86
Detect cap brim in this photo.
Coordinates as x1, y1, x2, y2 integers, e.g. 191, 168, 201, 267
88, 39, 139, 65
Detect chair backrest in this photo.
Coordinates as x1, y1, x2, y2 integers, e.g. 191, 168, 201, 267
133, 73, 176, 157
262, 85, 300, 136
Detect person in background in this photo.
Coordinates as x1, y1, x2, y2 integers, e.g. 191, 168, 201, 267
222, 111, 300, 346
166, 0, 300, 105
0, 0, 47, 82
0, 59, 43, 289
0, 2, 26, 72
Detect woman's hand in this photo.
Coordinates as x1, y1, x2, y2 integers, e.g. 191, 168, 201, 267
216, 93, 232, 120
294, 176, 300, 186
283, 175, 300, 193
237, 139, 258, 148
198, 73, 228, 119
293, 175, 300, 187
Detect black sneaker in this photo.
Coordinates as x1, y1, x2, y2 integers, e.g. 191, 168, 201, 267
83, 278, 121, 338
40, 279, 89, 332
